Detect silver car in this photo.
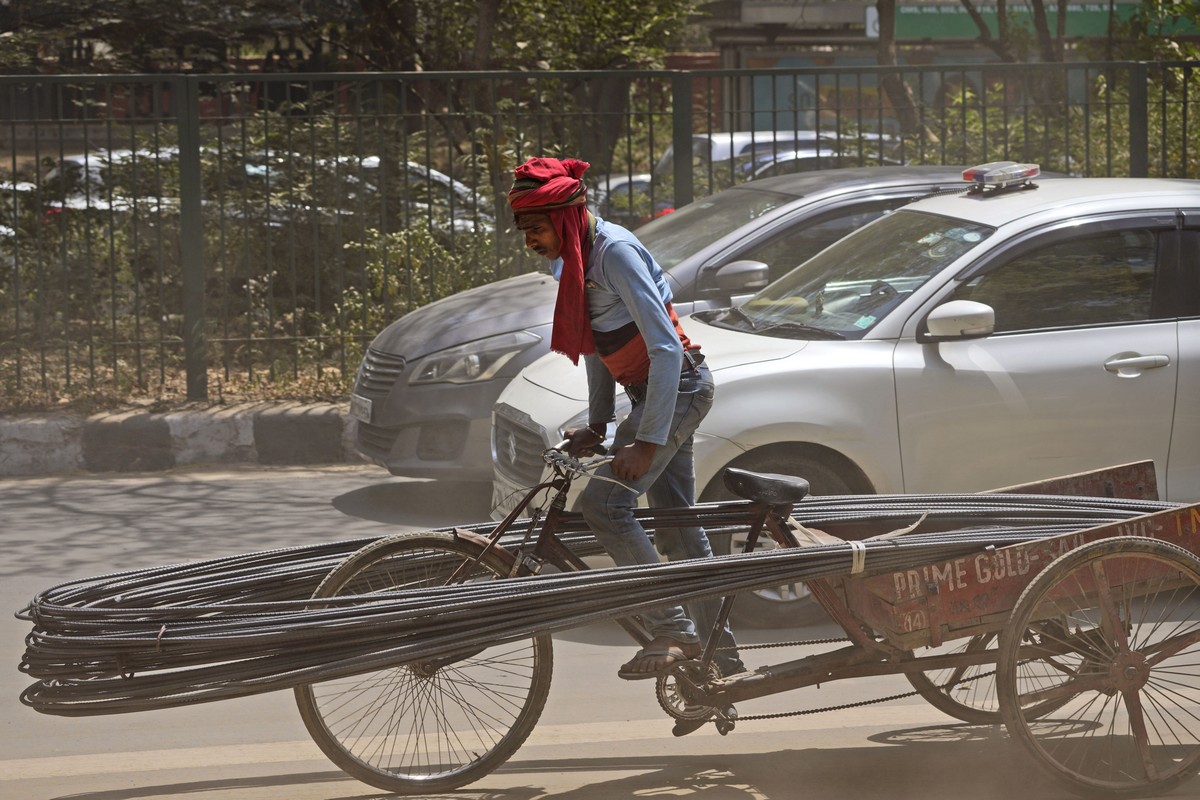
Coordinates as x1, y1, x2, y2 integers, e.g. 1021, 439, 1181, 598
350, 165, 971, 481
491, 166, 1200, 624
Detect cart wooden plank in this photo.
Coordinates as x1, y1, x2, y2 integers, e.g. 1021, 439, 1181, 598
844, 501, 1200, 650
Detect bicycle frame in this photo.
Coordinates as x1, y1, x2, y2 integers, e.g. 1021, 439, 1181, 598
461, 451, 802, 662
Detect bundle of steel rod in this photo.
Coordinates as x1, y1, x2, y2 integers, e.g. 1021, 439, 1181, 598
18, 492, 1174, 716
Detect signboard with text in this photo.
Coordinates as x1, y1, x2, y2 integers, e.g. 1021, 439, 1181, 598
865, 2, 1194, 40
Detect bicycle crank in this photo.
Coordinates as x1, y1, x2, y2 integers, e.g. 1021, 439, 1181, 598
655, 661, 737, 736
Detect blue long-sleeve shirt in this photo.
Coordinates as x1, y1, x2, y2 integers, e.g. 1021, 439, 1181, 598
563, 217, 685, 446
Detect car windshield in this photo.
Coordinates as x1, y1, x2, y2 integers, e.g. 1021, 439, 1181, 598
709, 209, 995, 339
635, 186, 796, 269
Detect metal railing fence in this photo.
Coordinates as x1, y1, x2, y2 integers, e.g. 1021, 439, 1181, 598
0, 61, 1196, 405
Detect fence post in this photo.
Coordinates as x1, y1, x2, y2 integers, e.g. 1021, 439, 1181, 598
671, 72, 693, 208
1128, 62, 1149, 178
176, 76, 207, 400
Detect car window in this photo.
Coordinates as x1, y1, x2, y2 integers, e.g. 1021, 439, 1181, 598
733, 199, 911, 283
637, 186, 797, 269
953, 228, 1157, 332
751, 156, 842, 179
718, 209, 994, 339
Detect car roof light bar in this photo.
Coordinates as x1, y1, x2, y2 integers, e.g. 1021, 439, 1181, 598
963, 161, 1041, 194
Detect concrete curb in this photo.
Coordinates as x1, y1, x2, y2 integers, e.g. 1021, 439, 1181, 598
0, 402, 362, 478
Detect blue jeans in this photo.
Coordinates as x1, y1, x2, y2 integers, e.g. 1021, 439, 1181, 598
579, 364, 742, 675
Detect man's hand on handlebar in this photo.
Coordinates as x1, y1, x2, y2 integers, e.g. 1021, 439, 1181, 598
563, 426, 605, 457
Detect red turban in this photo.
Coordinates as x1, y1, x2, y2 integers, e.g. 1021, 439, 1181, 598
508, 157, 594, 364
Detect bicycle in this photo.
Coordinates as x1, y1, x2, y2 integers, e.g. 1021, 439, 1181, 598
293, 442, 809, 794
19, 455, 1198, 797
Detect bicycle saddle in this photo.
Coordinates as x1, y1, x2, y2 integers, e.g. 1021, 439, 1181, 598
722, 468, 810, 505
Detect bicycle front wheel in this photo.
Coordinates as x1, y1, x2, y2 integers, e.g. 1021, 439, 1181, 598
294, 532, 554, 794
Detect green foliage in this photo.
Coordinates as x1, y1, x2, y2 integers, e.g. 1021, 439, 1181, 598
0, 0, 316, 72
897, 66, 1200, 179
323, 225, 518, 370
1087, 0, 1200, 61
0, 0, 699, 73
0, 92, 518, 410
481, 0, 697, 70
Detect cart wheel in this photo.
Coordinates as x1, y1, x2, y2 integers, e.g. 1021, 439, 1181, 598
997, 536, 1200, 798
907, 633, 1004, 724
294, 532, 553, 794
908, 631, 1072, 725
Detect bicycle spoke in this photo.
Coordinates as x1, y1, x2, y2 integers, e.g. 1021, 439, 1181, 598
295, 534, 553, 793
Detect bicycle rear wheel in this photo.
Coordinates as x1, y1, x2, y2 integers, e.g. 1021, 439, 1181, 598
294, 532, 553, 794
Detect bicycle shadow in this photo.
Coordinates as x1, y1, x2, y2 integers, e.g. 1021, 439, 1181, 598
480, 737, 1091, 800
49, 725, 1195, 800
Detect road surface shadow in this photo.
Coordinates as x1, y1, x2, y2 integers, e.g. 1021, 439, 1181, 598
492, 742, 1138, 800
49, 738, 1118, 800
331, 479, 493, 527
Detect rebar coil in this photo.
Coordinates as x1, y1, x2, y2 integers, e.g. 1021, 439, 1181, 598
17, 492, 1173, 716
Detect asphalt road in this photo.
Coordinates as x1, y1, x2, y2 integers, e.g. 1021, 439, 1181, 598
4, 465, 1199, 800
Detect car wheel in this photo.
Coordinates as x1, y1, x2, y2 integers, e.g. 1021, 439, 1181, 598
699, 448, 862, 629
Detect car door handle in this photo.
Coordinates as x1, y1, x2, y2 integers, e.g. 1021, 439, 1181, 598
1103, 354, 1170, 376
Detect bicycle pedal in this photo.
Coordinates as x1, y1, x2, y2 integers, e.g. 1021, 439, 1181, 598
714, 705, 737, 736
671, 716, 709, 737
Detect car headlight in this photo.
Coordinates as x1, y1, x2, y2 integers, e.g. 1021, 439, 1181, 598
409, 331, 541, 385
558, 392, 634, 439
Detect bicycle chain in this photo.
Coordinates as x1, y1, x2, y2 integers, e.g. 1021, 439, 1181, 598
734, 636, 850, 650
736, 686, 925, 721
699, 636, 990, 722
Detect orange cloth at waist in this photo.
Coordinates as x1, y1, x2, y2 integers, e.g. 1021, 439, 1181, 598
594, 303, 698, 386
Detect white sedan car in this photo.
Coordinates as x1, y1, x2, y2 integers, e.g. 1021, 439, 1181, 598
492, 165, 1200, 624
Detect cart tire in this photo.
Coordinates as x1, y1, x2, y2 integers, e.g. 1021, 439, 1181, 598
294, 532, 553, 794
997, 536, 1200, 797
906, 633, 1004, 724
907, 632, 1071, 725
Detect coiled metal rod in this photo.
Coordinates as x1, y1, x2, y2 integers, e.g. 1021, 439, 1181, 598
17, 492, 1174, 716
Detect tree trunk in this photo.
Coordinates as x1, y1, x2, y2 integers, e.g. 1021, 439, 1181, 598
959, 0, 1016, 61
1030, 0, 1063, 62
876, 0, 938, 143
358, 0, 418, 72
466, 0, 500, 71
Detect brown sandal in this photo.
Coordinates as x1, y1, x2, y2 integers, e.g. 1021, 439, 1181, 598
617, 638, 701, 681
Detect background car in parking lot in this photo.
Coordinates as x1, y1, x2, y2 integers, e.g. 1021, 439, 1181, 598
492, 167, 1200, 624
590, 172, 654, 228
349, 165, 971, 482
649, 130, 895, 210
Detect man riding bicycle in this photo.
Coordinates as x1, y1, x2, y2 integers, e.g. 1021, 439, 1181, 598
507, 156, 744, 688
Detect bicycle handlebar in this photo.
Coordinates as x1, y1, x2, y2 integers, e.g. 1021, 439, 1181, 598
543, 444, 612, 478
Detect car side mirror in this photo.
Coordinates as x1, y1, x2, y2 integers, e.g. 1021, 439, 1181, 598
923, 300, 995, 341
702, 260, 770, 296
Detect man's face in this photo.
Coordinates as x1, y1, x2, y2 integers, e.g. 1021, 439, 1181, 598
516, 213, 561, 261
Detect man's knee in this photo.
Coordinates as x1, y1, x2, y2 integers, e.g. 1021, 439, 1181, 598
582, 480, 644, 531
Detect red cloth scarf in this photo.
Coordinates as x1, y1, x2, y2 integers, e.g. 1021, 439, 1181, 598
508, 157, 594, 364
